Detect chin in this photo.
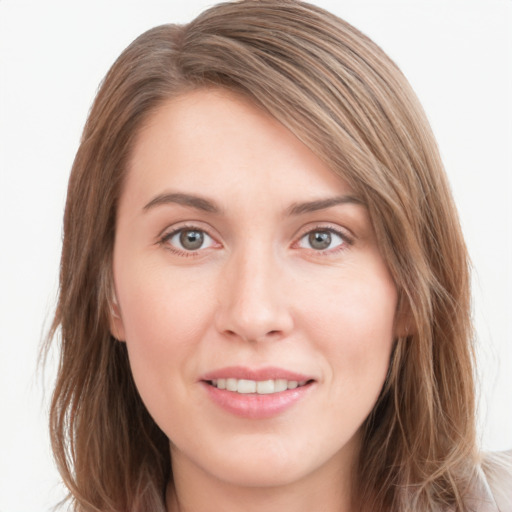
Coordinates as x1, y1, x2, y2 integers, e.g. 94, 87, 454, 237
211, 457, 309, 488
196, 433, 351, 489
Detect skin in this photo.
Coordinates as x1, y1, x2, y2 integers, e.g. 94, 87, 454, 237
111, 89, 399, 512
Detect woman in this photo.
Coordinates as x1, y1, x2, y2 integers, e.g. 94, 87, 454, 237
47, 1, 511, 510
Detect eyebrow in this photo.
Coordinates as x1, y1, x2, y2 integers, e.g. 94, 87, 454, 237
143, 192, 221, 213
286, 195, 364, 216
142, 192, 364, 216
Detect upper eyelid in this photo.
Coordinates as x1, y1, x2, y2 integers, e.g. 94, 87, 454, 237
163, 227, 214, 241
293, 223, 355, 243
158, 221, 218, 240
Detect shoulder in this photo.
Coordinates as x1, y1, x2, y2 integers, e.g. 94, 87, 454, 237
478, 450, 512, 512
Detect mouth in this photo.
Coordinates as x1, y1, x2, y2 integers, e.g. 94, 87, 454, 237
206, 378, 313, 395
200, 367, 316, 418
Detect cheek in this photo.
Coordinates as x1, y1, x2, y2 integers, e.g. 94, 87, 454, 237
298, 263, 397, 387
114, 264, 214, 403
116, 260, 213, 342
304, 271, 396, 334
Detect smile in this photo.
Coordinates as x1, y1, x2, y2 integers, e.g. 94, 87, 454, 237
201, 368, 316, 419
208, 378, 309, 394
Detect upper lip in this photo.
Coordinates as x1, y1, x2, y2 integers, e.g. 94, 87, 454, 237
200, 366, 315, 382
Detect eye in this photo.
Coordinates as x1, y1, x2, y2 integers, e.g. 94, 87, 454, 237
297, 228, 346, 251
162, 227, 216, 252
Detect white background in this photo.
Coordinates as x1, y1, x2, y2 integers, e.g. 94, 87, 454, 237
1, 1, 511, 510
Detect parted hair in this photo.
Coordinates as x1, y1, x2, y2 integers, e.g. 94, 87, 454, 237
47, 1, 477, 510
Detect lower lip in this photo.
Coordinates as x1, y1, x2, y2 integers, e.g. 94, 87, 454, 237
202, 381, 314, 419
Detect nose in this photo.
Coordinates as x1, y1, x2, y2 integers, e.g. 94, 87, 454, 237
214, 246, 294, 343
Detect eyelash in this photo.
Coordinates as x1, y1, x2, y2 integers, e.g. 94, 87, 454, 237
158, 224, 354, 257
295, 225, 353, 254
158, 224, 218, 257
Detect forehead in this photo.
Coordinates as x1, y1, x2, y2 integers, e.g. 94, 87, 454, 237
123, 88, 356, 210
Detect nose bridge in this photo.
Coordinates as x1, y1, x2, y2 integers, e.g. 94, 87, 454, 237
215, 239, 292, 342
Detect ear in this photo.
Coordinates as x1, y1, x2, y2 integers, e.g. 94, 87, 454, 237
108, 292, 126, 342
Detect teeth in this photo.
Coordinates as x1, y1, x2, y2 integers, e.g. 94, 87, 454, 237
210, 378, 309, 394
275, 379, 288, 392
256, 380, 274, 394
237, 379, 256, 394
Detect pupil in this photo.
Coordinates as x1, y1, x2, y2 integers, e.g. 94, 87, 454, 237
180, 230, 204, 250
309, 231, 331, 250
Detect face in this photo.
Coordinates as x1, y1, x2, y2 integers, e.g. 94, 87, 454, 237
111, 89, 398, 490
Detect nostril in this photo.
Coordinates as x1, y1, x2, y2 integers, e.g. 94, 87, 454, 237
223, 329, 283, 343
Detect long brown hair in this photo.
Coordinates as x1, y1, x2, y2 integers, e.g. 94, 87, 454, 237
47, 1, 477, 510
